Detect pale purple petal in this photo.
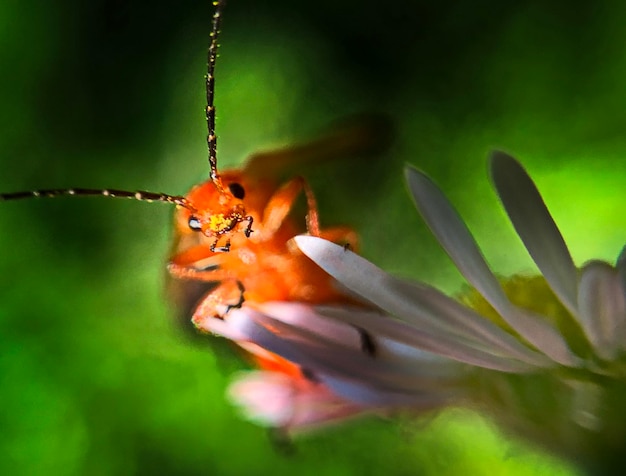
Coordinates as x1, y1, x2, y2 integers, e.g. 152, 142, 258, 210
314, 304, 538, 373
295, 236, 550, 366
577, 260, 626, 359
616, 246, 626, 348
490, 151, 579, 317
228, 371, 365, 430
369, 280, 550, 365
317, 373, 454, 408
253, 302, 362, 349
618, 246, 626, 305
503, 306, 581, 366
217, 304, 465, 411
261, 302, 459, 375
226, 306, 465, 391
403, 168, 578, 366
228, 371, 298, 427
197, 312, 250, 342
254, 302, 530, 374
296, 236, 573, 367
405, 166, 509, 315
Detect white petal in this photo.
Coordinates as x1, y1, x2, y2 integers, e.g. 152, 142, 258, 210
295, 236, 549, 366
317, 373, 453, 407
577, 260, 626, 359
227, 371, 364, 430
618, 246, 626, 347
228, 371, 297, 426
314, 303, 538, 373
403, 168, 578, 366
254, 302, 362, 349
296, 235, 572, 367
618, 245, 626, 305
405, 166, 509, 315
258, 302, 457, 374
230, 307, 463, 391
197, 312, 249, 341
490, 151, 579, 317
271, 303, 462, 374
375, 280, 550, 365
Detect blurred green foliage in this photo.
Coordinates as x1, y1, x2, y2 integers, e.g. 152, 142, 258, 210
1, 0, 624, 474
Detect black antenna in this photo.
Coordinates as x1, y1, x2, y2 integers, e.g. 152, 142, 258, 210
206, 0, 226, 190
0, 188, 197, 212
0, 2, 232, 214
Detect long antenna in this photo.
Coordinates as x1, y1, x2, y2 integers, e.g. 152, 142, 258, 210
0, 188, 197, 212
0, 2, 230, 214
206, 0, 225, 191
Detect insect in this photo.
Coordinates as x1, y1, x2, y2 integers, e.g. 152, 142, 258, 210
0, 1, 382, 349
1, 1, 251, 255
0, 1, 393, 443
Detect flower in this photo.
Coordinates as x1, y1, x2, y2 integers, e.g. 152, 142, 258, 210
295, 152, 626, 470
196, 300, 465, 433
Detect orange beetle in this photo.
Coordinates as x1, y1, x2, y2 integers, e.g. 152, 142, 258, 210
0, 1, 384, 388
163, 1, 385, 394
169, 152, 361, 319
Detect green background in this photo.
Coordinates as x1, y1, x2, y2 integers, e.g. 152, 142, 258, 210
1, 0, 624, 474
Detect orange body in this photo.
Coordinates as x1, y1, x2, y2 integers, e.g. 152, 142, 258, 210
168, 166, 357, 352
168, 164, 358, 378
166, 116, 391, 380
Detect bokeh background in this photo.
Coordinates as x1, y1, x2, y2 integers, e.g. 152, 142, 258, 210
1, 0, 625, 474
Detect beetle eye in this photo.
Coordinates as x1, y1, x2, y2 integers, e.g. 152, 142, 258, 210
188, 216, 202, 231
228, 182, 245, 199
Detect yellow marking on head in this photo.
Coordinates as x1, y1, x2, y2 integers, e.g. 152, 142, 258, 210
208, 214, 231, 232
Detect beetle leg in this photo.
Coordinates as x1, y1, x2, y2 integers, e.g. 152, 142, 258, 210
192, 279, 246, 330
261, 176, 321, 238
